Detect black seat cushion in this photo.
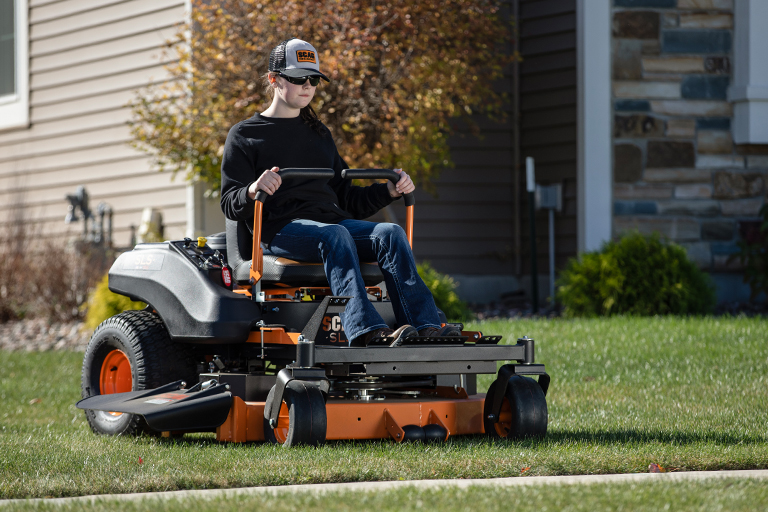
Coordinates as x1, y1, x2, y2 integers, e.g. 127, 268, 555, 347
225, 218, 383, 286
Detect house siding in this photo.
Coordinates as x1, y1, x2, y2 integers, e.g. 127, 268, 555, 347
519, 0, 578, 275
379, 0, 578, 303
0, 0, 188, 245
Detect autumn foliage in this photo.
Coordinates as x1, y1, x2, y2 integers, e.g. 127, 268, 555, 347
131, 0, 512, 192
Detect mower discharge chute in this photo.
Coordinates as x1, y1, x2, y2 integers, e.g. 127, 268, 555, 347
77, 169, 550, 446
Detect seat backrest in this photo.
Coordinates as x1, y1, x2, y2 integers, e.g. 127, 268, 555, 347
225, 218, 255, 282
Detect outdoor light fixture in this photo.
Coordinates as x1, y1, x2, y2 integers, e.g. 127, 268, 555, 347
64, 186, 113, 247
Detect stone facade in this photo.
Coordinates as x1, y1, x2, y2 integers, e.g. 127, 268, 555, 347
611, 0, 768, 272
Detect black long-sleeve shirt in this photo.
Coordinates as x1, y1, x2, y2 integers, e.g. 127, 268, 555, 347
220, 113, 395, 245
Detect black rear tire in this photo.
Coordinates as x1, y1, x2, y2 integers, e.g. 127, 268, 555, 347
81, 310, 197, 436
264, 381, 327, 447
484, 375, 548, 440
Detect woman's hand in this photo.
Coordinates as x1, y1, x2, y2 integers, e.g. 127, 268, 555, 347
248, 167, 282, 200
387, 168, 415, 198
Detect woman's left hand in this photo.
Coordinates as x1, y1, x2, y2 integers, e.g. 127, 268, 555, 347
387, 168, 415, 198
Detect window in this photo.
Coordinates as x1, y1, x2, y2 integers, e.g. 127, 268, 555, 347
0, 0, 15, 97
0, 0, 29, 131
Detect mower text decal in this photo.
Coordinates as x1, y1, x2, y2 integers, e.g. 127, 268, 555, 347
320, 314, 347, 344
121, 252, 164, 271
144, 392, 188, 404
296, 50, 316, 63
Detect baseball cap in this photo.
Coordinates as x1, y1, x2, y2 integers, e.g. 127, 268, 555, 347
269, 38, 330, 82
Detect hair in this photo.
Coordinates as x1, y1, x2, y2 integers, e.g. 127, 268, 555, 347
262, 72, 326, 135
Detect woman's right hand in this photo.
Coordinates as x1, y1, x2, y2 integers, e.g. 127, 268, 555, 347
248, 167, 282, 200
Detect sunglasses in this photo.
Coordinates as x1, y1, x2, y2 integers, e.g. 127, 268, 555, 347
279, 73, 321, 86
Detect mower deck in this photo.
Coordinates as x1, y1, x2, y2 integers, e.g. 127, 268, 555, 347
217, 393, 486, 443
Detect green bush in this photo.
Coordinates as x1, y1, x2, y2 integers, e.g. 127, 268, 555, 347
417, 261, 472, 322
84, 274, 146, 330
557, 232, 715, 317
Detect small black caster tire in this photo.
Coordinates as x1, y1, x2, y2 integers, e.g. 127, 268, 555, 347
484, 375, 547, 440
400, 425, 426, 442
264, 381, 327, 447
423, 424, 448, 442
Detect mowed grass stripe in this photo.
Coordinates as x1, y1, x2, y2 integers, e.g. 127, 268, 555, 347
1, 316, 767, 499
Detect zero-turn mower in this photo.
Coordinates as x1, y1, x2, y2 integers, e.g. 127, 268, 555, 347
77, 169, 550, 446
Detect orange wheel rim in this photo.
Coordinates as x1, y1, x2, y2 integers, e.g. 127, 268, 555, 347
495, 397, 512, 437
273, 403, 290, 444
100, 349, 132, 416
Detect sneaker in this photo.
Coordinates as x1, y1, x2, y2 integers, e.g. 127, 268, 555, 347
418, 324, 463, 337
354, 325, 417, 347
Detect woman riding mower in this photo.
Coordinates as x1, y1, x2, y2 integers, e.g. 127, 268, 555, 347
220, 38, 460, 347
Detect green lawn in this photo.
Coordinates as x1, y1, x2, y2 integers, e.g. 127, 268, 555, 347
4, 479, 768, 512
1, 316, 767, 500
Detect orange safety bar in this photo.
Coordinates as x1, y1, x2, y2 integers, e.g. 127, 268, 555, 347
405, 205, 414, 248
216, 393, 487, 443
248, 168, 416, 290
249, 200, 263, 284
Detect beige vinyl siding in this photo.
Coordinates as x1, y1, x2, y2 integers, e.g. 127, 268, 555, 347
0, 0, 188, 246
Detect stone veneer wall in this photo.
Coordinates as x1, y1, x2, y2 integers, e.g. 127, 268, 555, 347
611, 0, 768, 281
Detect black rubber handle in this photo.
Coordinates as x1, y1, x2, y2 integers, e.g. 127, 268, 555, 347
341, 168, 415, 207
254, 168, 335, 203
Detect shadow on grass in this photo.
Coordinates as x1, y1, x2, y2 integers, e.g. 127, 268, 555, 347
546, 429, 768, 446
147, 428, 767, 450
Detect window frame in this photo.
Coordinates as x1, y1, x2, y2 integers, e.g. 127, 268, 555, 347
0, 0, 29, 132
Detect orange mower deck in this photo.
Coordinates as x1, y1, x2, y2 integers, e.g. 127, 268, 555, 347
216, 394, 487, 443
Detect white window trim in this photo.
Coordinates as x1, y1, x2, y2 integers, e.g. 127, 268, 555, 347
730, 0, 768, 144
576, 0, 612, 253
0, 0, 29, 132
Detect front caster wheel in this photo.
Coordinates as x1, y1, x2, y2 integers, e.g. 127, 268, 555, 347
484, 375, 547, 440
264, 381, 327, 447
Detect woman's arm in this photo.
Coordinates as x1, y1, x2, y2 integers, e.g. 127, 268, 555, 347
220, 126, 261, 222
220, 127, 253, 222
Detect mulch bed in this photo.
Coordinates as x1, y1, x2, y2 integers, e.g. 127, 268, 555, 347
0, 318, 89, 352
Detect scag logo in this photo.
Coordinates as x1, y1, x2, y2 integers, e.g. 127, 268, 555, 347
296, 50, 316, 63
321, 314, 347, 344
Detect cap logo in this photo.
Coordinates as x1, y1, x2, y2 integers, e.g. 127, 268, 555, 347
296, 50, 316, 63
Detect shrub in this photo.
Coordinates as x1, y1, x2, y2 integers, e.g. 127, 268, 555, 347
31, 242, 114, 323
84, 274, 146, 330
0, 214, 31, 322
0, 205, 112, 323
557, 232, 715, 317
417, 261, 472, 322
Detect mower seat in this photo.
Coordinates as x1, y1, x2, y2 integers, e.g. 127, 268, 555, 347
225, 218, 384, 286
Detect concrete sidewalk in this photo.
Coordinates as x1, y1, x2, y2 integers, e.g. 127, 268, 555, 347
3, 470, 768, 506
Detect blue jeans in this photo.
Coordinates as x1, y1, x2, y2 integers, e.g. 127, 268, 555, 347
265, 219, 441, 342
